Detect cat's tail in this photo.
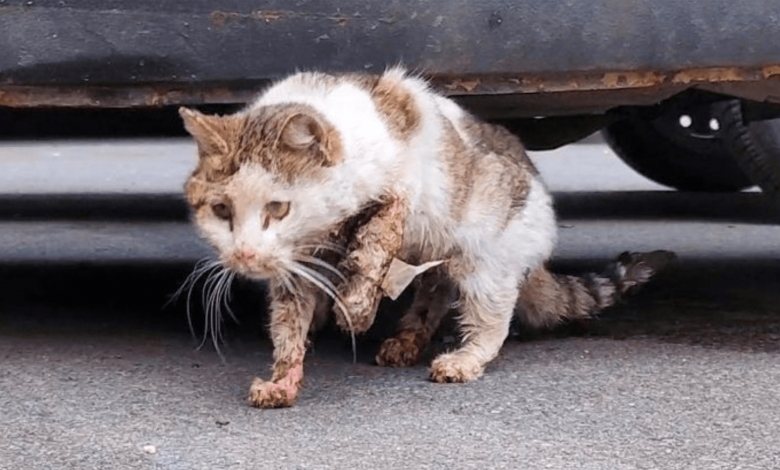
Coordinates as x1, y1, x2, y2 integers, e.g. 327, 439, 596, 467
515, 250, 676, 329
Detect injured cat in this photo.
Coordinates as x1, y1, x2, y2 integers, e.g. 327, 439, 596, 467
179, 67, 675, 409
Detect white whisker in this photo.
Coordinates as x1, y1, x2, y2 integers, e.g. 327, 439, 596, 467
295, 242, 346, 256
290, 263, 340, 304
290, 262, 357, 362
168, 251, 259, 365
200, 269, 222, 352
169, 258, 222, 304
170, 262, 236, 361
169, 258, 222, 340
209, 269, 237, 357
278, 270, 297, 295
281, 270, 307, 336
215, 269, 238, 324
288, 274, 305, 301
223, 271, 237, 320
294, 255, 347, 283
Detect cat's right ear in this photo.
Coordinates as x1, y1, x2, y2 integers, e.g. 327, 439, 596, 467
179, 107, 231, 154
278, 113, 342, 166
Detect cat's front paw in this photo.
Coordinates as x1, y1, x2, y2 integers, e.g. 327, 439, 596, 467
429, 352, 484, 383
334, 274, 380, 334
247, 374, 302, 409
248, 377, 298, 408
376, 330, 423, 367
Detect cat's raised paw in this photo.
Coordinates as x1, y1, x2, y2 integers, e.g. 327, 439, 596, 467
429, 352, 484, 383
376, 331, 423, 367
247, 377, 300, 409
334, 274, 380, 334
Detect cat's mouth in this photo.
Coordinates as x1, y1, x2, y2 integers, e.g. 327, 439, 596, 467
225, 254, 278, 280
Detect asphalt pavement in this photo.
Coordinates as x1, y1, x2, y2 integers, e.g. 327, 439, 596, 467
1, 137, 780, 470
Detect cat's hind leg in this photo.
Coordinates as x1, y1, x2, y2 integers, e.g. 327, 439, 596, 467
376, 269, 455, 367
429, 270, 519, 383
248, 282, 319, 408
428, 175, 556, 382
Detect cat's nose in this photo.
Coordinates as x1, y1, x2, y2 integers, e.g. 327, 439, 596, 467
235, 248, 257, 262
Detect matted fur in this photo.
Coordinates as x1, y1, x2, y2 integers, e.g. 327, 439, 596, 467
180, 67, 674, 408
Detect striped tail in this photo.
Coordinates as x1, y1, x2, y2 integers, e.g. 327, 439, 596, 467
515, 250, 676, 329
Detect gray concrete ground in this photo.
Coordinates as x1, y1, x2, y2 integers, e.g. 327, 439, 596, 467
2, 138, 780, 469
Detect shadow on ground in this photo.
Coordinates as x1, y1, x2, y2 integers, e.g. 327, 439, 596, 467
2, 255, 779, 361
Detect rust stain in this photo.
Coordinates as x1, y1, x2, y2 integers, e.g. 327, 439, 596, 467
520, 76, 545, 92
250, 10, 293, 24
762, 65, 780, 79
329, 15, 352, 27
0, 84, 259, 108
209, 11, 226, 28
565, 78, 581, 91
444, 79, 481, 93
209, 11, 244, 28
434, 65, 777, 97
2, 65, 780, 109
671, 67, 745, 85
601, 71, 664, 89
211, 9, 293, 27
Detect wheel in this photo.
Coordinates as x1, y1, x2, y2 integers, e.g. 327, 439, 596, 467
721, 100, 780, 202
602, 100, 753, 192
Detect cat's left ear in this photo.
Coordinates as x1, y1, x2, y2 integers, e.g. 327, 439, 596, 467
278, 113, 342, 166
179, 107, 233, 155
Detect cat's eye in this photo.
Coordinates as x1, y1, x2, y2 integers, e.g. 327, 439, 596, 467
266, 201, 290, 219
211, 203, 232, 221
262, 201, 291, 229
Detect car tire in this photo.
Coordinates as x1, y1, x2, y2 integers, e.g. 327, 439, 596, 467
721, 100, 780, 202
602, 102, 754, 192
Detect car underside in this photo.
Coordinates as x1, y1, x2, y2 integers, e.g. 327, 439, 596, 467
3, 0, 780, 196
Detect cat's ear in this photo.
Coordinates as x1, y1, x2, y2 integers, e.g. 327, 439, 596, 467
278, 113, 340, 165
279, 113, 325, 150
179, 107, 232, 154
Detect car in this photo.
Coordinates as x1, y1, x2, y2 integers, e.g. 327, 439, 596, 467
3, 0, 780, 198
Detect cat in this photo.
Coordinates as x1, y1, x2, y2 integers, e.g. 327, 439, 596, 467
179, 67, 675, 408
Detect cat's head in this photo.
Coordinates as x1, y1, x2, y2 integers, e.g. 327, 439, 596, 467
180, 104, 349, 280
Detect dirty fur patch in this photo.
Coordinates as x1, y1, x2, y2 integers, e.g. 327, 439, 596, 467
180, 103, 343, 191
